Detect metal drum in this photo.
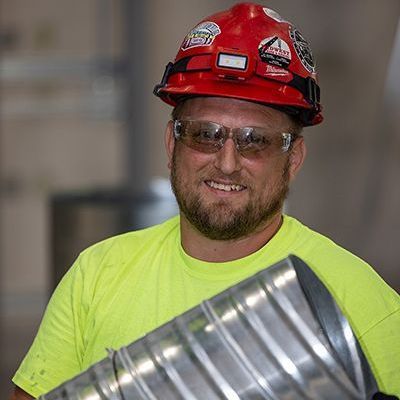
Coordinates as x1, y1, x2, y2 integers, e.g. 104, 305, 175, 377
39, 255, 378, 399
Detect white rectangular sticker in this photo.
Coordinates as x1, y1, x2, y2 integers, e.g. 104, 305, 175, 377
217, 53, 248, 70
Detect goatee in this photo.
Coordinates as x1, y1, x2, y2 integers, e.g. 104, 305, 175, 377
170, 150, 290, 241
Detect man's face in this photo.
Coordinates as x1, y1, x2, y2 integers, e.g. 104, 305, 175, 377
166, 97, 305, 241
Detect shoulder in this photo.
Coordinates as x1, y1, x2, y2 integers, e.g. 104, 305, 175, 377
64, 216, 180, 289
79, 215, 180, 264
283, 215, 399, 331
283, 215, 386, 285
282, 215, 374, 270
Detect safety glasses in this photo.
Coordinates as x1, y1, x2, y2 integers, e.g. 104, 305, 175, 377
173, 119, 293, 158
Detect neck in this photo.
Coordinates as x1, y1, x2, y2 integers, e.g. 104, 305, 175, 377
180, 212, 283, 262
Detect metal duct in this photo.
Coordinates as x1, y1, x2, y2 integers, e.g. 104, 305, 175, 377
39, 256, 378, 399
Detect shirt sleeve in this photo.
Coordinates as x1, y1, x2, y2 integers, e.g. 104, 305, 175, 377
359, 308, 400, 397
12, 255, 87, 398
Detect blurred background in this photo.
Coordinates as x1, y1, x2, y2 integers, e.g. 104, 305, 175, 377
0, 0, 399, 396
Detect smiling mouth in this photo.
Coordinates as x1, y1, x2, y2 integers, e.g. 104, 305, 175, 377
205, 180, 246, 192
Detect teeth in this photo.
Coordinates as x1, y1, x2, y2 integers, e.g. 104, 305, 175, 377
207, 180, 244, 192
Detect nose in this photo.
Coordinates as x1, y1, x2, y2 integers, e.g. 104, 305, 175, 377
213, 138, 242, 175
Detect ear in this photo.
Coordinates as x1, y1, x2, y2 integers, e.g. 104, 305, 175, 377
288, 136, 307, 181
165, 120, 175, 170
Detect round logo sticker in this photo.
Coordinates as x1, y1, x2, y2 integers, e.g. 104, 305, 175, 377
263, 7, 288, 23
181, 21, 221, 51
289, 27, 316, 73
258, 36, 292, 68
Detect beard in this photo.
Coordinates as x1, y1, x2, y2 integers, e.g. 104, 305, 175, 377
170, 149, 290, 241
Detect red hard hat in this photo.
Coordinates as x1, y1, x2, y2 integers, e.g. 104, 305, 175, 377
154, 2, 323, 126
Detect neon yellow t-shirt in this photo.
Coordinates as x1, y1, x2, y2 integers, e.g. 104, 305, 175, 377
13, 215, 400, 397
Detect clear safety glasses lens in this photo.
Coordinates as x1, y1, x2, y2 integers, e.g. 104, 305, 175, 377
173, 120, 292, 158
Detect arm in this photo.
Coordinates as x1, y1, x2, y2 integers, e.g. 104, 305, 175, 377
9, 386, 34, 400
12, 256, 87, 397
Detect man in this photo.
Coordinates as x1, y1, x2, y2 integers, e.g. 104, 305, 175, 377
10, 3, 400, 399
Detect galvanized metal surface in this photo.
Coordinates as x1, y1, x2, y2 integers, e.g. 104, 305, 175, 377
39, 256, 377, 399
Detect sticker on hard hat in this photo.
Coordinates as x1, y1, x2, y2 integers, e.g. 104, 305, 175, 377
265, 65, 291, 78
263, 8, 289, 23
258, 37, 292, 68
289, 27, 316, 73
181, 21, 221, 51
